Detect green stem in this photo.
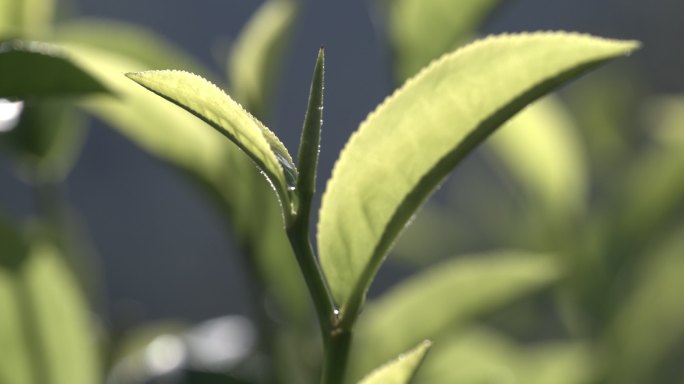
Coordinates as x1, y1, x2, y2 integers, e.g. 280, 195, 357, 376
285, 217, 335, 333
320, 329, 352, 384
287, 48, 353, 384
286, 216, 351, 384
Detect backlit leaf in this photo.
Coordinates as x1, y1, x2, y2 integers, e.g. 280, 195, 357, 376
126, 70, 297, 219
318, 32, 638, 319
358, 341, 431, 384
348, 251, 560, 380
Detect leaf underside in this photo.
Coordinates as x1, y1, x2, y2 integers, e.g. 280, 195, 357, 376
317, 32, 638, 319
125, 70, 297, 217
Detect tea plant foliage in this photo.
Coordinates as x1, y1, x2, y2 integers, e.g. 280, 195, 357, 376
126, 30, 637, 382
0, 0, 643, 379
317, 33, 638, 321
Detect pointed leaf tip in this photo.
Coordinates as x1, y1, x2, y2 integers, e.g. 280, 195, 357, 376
295, 48, 325, 216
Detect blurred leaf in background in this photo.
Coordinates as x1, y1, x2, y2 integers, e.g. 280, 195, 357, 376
0, 216, 100, 384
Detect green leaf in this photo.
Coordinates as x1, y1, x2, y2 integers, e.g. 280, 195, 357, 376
413, 327, 595, 384
379, 0, 504, 82
0, 217, 99, 384
604, 226, 684, 384
487, 96, 588, 221
295, 47, 324, 216
228, 0, 298, 118
318, 32, 638, 320
59, 42, 308, 323
358, 341, 431, 384
0, 0, 54, 39
126, 70, 298, 219
0, 40, 109, 99
348, 251, 560, 380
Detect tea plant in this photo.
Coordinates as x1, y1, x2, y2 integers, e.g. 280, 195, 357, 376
0, 0, 649, 383
125, 32, 637, 383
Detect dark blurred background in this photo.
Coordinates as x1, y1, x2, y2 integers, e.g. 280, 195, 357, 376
0, 0, 681, 331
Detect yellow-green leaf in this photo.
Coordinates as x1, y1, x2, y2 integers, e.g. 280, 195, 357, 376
358, 341, 431, 384
126, 70, 297, 218
0, 0, 54, 39
228, 0, 298, 118
348, 251, 560, 381
0, 217, 99, 384
318, 32, 638, 320
380, 0, 504, 82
